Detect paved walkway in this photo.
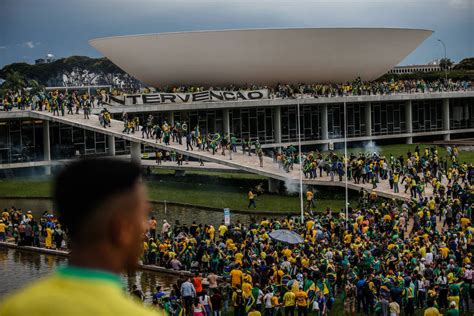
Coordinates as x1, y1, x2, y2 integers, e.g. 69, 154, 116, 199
28, 110, 443, 200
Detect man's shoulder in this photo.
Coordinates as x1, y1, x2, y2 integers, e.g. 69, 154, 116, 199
1, 275, 58, 310
1, 275, 162, 316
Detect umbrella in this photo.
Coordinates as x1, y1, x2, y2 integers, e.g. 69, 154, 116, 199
269, 229, 304, 245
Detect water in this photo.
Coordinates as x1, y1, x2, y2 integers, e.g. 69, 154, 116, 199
0, 197, 288, 301
0, 247, 178, 302
4, 200, 473, 312
0, 198, 288, 227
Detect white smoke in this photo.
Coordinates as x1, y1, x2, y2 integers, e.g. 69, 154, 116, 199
283, 177, 308, 195
363, 140, 382, 156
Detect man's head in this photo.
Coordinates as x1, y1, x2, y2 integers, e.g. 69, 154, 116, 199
54, 158, 149, 271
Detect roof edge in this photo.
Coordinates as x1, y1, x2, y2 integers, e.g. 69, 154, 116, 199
89, 27, 433, 44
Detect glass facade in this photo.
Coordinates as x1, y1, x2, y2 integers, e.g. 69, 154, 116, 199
175, 110, 224, 137
346, 103, 367, 137
0, 120, 44, 163
281, 105, 321, 142
230, 108, 274, 143
327, 103, 344, 139
327, 103, 366, 139
0, 97, 473, 164
450, 98, 474, 130
412, 99, 443, 132
49, 122, 110, 159
371, 101, 406, 135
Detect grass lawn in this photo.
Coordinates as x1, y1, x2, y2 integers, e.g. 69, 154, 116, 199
0, 176, 350, 213
149, 168, 268, 180
336, 143, 474, 164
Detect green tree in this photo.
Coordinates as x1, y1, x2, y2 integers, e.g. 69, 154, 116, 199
439, 58, 453, 71
453, 57, 474, 70
27, 79, 44, 95
0, 71, 27, 95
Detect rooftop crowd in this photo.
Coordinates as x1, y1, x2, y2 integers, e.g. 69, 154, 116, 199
128, 78, 473, 98
1, 78, 473, 111
1, 145, 473, 316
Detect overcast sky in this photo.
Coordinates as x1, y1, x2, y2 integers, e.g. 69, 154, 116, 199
0, 0, 472, 68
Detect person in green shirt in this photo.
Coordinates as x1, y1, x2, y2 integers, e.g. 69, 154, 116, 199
446, 301, 459, 316
1, 158, 163, 316
231, 135, 237, 152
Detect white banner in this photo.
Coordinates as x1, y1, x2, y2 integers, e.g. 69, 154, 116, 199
108, 89, 269, 106
224, 208, 230, 226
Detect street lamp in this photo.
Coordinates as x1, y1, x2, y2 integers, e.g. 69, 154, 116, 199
296, 97, 304, 223
437, 39, 448, 82
343, 101, 349, 230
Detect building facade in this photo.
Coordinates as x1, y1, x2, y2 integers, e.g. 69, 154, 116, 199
0, 92, 473, 164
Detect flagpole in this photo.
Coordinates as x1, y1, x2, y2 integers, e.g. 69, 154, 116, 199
297, 98, 304, 223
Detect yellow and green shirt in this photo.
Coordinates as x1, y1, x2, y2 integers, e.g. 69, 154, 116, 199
0, 266, 164, 316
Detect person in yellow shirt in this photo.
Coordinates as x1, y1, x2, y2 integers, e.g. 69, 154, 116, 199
248, 190, 256, 209
283, 289, 296, 316
460, 217, 471, 229
207, 224, 215, 241
230, 265, 243, 288
439, 245, 449, 259
0, 159, 163, 316
45, 226, 53, 249
218, 222, 228, 237
305, 190, 314, 211
248, 305, 261, 316
423, 300, 441, 316
0, 220, 6, 241
305, 219, 315, 232
295, 287, 308, 315
282, 247, 292, 260
235, 252, 244, 265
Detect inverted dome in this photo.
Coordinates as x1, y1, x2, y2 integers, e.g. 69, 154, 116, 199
90, 28, 432, 87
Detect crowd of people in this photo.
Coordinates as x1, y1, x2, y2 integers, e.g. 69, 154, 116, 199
1, 78, 473, 111
118, 112, 266, 166
0, 89, 101, 112
133, 149, 473, 316
0, 208, 64, 249
279, 145, 473, 198
1, 147, 473, 316
118, 78, 472, 99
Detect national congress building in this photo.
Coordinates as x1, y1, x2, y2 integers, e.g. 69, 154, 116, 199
1, 28, 473, 165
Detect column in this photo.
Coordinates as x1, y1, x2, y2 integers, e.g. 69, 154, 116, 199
223, 109, 230, 136
268, 178, 280, 193
107, 135, 116, 156
167, 111, 174, 126
443, 98, 450, 141
405, 100, 413, 144
365, 102, 372, 137
321, 104, 328, 150
131, 142, 141, 165
42, 120, 51, 175
42, 120, 51, 161
273, 106, 281, 144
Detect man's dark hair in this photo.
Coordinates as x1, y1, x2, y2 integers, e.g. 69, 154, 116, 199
54, 158, 141, 241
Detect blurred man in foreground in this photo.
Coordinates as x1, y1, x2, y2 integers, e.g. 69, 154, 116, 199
1, 158, 162, 316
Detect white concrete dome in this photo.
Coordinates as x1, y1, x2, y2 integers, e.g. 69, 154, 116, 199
90, 28, 433, 87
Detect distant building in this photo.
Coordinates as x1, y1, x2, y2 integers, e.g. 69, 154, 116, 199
35, 54, 55, 65
388, 60, 455, 75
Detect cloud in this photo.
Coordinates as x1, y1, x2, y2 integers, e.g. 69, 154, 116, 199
23, 41, 35, 48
